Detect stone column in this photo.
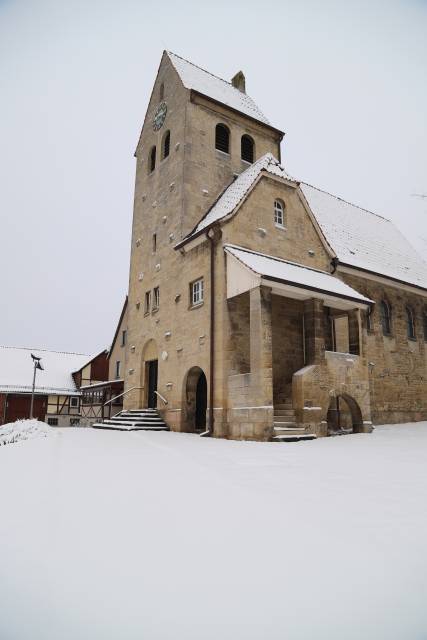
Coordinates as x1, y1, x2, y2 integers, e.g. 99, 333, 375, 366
250, 286, 273, 406
348, 309, 361, 356
304, 299, 325, 364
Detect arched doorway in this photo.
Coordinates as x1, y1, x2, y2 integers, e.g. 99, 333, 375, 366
182, 366, 207, 432
327, 394, 363, 435
141, 339, 158, 409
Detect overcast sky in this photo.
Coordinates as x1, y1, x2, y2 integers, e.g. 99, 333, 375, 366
1, 0, 426, 355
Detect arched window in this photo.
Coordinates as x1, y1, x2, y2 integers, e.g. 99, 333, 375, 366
159, 83, 164, 101
423, 310, 427, 342
406, 306, 416, 340
149, 146, 156, 173
215, 124, 230, 154
241, 135, 254, 163
161, 130, 170, 160
274, 199, 286, 227
380, 300, 392, 335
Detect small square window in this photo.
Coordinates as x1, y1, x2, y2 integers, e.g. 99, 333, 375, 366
144, 290, 151, 314
191, 278, 204, 306
47, 417, 58, 426
153, 286, 160, 310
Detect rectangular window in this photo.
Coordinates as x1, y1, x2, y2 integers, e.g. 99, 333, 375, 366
70, 396, 79, 408
152, 233, 157, 253
153, 286, 160, 310
70, 418, 80, 426
121, 330, 127, 346
191, 278, 204, 306
144, 290, 151, 314
47, 417, 58, 426
115, 360, 121, 379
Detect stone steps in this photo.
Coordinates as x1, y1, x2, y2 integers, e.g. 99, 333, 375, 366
92, 409, 169, 432
271, 400, 316, 442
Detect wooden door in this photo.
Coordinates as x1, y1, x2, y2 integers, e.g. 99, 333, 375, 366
5, 394, 47, 423
147, 360, 158, 409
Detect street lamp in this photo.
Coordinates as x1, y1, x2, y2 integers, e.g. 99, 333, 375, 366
30, 354, 44, 419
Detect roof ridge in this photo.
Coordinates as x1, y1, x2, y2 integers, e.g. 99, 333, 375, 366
225, 244, 334, 276
300, 181, 390, 222
0, 345, 88, 356
167, 50, 241, 93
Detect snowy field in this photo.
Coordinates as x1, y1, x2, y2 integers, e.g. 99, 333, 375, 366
1, 423, 426, 640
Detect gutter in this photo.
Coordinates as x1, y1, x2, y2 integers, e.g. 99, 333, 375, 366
200, 226, 220, 437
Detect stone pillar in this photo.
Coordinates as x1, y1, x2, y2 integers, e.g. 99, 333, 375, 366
304, 299, 325, 364
250, 286, 273, 405
348, 309, 361, 355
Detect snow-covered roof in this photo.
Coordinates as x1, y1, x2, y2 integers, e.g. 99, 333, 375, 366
183, 153, 295, 240
0, 346, 89, 396
225, 245, 373, 307
300, 183, 427, 290
167, 51, 271, 126
180, 148, 426, 290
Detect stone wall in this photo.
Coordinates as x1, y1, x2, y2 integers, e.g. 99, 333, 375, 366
339, 272, 427, 424
108, 303, 128, 382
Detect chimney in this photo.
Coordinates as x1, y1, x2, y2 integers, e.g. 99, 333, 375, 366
231, 71, 246, 93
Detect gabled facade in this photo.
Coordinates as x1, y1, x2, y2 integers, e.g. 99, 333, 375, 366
121, 51, 427, 440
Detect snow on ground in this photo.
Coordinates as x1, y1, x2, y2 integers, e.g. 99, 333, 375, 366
0, 419, 54, 446
0, 423, 426, 640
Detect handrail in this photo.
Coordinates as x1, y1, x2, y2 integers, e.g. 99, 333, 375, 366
154, 390, 168, 405
103, 386, 143, 406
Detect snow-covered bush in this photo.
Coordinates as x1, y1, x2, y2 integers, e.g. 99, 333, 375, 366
0, 419, 55, 447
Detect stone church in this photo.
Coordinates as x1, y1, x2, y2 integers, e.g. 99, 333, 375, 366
104, 51, 427, 441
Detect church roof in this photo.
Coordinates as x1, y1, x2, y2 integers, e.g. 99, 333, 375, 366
0, 346, 90, 396
300, 183, 427, 290
166, 51, 271, 127
179, 153, 427, 291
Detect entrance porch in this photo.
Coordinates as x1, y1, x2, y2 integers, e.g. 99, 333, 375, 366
225, 245, 374, 440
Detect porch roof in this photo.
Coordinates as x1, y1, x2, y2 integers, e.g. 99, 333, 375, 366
225, 245, 373, 310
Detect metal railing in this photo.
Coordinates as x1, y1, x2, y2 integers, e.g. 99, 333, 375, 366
154, 390, 168, 405
103, 386, 143, 406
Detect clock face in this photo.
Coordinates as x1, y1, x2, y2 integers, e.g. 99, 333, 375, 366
153, 102, 167, 131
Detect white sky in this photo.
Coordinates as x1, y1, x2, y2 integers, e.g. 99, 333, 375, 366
1, 0, 426, 354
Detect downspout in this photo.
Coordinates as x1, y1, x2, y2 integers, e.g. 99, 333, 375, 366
200, 226, 219, 437
331, 257, 339, 274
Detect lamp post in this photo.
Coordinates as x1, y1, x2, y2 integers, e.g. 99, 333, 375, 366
30, 354, 44, 419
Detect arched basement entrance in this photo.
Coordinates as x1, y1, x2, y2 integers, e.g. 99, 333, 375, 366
182, 367, 207, 433
141, 339, 158, 409
327, 394, 364, 436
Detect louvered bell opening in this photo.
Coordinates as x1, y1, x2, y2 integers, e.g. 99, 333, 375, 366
215, 124, 230, 154
163, 131, 170, 158
241, 135, 254, 163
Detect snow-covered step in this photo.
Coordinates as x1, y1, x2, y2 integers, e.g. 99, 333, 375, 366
273, 434, 317, 442
92, 409, 169, 432
273, 425, 305, 433
273, 421, 299, 428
